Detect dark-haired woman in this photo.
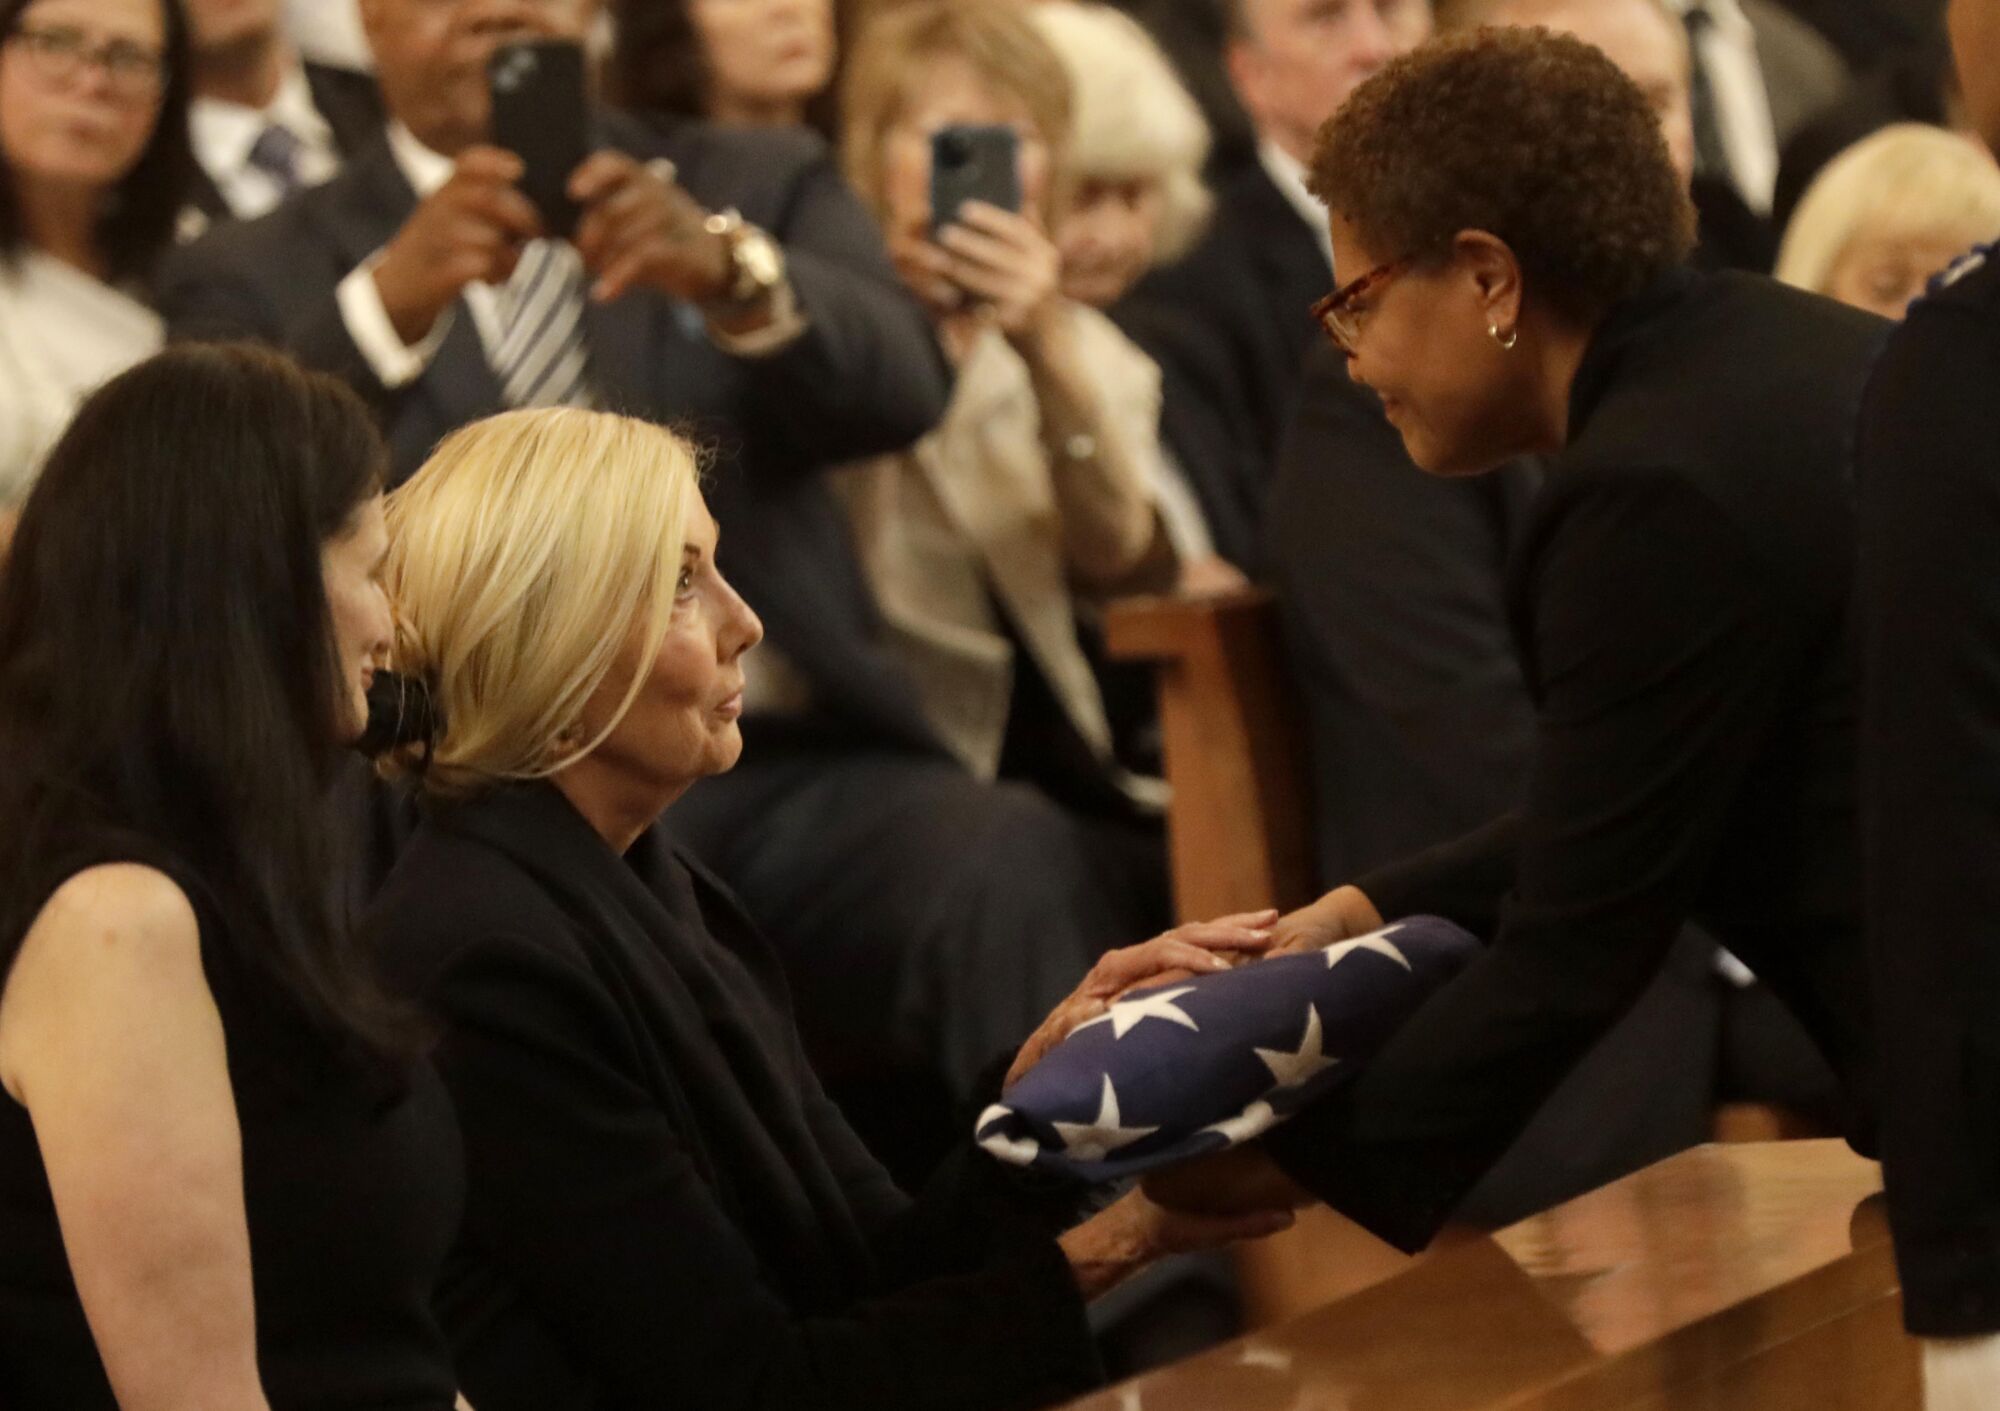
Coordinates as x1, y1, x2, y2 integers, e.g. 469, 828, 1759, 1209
1155, 25, 1891, 1251
610, 0, 837, 134
0, 0, 193, 506
0, 345, 462, 1410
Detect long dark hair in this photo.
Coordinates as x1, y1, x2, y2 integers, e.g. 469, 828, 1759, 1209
0, 344, 408, 1062
609, 0, 842, 137
0, 0, 196, 286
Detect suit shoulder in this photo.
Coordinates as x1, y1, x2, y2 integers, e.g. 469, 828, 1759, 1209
617, 110, 829, 185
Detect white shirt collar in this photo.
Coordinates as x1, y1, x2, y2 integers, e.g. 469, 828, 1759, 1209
386, 121, 456, 200
1255, 136, 1334, 274
188, 57, 334, 178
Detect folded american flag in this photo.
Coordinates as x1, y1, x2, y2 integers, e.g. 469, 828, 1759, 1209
975, 918, 1480, 1182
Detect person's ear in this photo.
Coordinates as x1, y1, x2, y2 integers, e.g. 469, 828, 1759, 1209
1452, 229, 1525, 341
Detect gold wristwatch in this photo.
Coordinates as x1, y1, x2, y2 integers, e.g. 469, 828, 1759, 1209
703, 208, 786, 312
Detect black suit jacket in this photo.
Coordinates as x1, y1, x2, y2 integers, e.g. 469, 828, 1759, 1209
184, 61, 388, 224
1857, 244, 2000, 1337
1268, 342, 1543, 888
1117, 161, 1330, 567
1268, 270, 1889, 1255
373, 783, 1101, 1411
158, 114, 951, 754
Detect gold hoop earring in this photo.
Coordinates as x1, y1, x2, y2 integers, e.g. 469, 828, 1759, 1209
1488, 323, 1518, 351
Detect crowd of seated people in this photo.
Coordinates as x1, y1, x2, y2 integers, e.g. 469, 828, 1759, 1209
3, 0, 2000, 1408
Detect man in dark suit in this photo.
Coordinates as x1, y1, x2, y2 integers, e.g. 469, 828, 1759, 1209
163, 0, 1159, 1187
1114, 0, 1431, 563
182, 0, 385, 230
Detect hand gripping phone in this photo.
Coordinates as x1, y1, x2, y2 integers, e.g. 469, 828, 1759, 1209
929, 124, 1021, 234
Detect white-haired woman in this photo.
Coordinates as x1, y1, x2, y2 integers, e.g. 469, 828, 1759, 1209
1776, 123, 2000, 318
1030, 0, 1247, 590
369, 407, 1292, 1411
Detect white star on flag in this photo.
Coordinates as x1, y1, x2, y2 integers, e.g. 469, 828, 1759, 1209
1198, 1098, 1280, 1146
1254, 1003, 1339, 1088
1323, 926, 1411, 972
1051, 1075, 1159, 1161
1072, 985, 1200, 1040
973, 1105, 1042, 1165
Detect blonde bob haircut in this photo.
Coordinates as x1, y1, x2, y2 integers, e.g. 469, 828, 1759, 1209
1031, 1, 1213, 265
383, 407, 698, 796
841, 0, 1075, 229
1776, 124, 2000, 296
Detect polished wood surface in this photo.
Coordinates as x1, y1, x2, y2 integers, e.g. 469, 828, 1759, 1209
1104, 589, 1316, 920
1060, 1142, 1918, 1411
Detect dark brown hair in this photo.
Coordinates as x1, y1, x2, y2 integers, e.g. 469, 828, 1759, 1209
1310, 26, 1697, 323
0, 0, 196, 288
609, 0, 843, 137
0, 345, 414, 1068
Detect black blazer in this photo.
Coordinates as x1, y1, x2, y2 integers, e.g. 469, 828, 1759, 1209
184, 62, 388, 224
372, 783, 1101, 1411
1116, 161, 1331, 561
1268, 270, 1889, 1254
1267, 342, 1543, 888
157, 114, 950, 755
1857, 243, 2000, 1337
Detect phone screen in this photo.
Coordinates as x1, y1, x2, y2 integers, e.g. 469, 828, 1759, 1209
488, 40, 591, 239
929, 124, 1022, 235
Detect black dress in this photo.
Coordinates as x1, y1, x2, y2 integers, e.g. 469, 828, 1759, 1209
1268, 269, 1890, 1255
372, 781, 1102, 1411
0, 844, 464, 1410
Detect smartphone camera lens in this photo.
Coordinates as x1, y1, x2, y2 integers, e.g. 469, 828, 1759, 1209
936, 131, 973, 169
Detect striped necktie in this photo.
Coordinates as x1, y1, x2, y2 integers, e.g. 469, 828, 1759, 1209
493, 240, 594, 410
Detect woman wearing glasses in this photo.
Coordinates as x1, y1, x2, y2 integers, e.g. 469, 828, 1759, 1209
0, 0, 191, 514
1157, 24, 1894, 1268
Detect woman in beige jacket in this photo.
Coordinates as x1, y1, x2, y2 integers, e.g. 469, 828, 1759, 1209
837, 0, 1176, 816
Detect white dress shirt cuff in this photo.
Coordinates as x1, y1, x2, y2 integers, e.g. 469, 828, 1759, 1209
336, 254, 455, 389
705, 276, 808, 358
1925, 1334, 2000, 1411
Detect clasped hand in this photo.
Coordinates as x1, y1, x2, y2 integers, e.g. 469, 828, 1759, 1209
372, 147, 735, 345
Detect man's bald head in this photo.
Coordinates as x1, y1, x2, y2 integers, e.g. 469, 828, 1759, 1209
1453, 0, 1695, 188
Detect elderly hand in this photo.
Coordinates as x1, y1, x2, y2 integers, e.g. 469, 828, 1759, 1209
1269, 885, 1385, 958
1058, 1187, 1296, 1301
568, 152, 732, 306
1142, 1144, 1311, 1219
891, 201, 1064, 344
1004, 911, 1278, 1089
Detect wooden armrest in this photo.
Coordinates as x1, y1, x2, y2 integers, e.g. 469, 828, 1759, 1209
1105, 589, 1316, 922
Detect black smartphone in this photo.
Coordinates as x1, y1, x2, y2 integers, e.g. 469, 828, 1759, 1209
488, 39, 591, 239
929, 124, 1020, 235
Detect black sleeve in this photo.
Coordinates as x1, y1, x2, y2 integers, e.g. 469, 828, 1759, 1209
1268, 469, 1811, 1248
154, 226, 398, 409
739, 153, 952, 467
430, 934, 1102, 1411
1857, 290, 2000, 1337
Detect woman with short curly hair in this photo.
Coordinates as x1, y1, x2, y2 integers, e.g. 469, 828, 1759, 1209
1154, 26, 1897, 1267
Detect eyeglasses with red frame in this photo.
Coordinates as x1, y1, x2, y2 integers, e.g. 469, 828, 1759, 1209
1310, 258, 1410, 355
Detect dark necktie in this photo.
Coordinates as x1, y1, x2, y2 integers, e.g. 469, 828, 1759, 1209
247, 122, 307, 197
1682, 6, 1735, 187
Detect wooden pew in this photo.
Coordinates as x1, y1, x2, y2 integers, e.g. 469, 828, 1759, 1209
1057, 1140, 1919, 1411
